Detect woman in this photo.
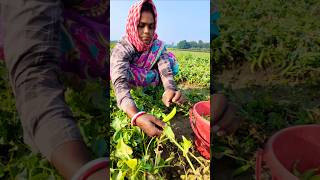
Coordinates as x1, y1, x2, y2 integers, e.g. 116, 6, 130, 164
111, 0, 185, 137
210, 0, 242, 136
0, 0, 108, 179
210, 1, 241, 136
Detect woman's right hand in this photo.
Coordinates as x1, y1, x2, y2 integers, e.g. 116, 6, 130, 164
213, 94, 241, 136
136, 114, 166, 137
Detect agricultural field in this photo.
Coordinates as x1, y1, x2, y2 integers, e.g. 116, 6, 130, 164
0, 47, 210, 179
212, 0, 320, 179
0, 62, 108, 179
110, 49, 211, 179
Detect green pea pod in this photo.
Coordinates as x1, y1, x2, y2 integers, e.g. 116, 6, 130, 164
163, 107, 177, 122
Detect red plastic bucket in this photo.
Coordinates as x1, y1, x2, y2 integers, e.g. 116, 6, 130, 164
256, 125, 320, 180
189, 101, 210, 159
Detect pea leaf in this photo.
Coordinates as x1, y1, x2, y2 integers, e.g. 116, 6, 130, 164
125, 158, 138, 170
115, 139, 132, 159
112, 170, 126, 180
111, 117, 127, 132
181, 136, 192, 156
141, 162, 153, 171
163, 126, 175, 140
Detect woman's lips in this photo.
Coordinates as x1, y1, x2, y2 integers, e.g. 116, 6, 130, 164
143, 37, 151, 41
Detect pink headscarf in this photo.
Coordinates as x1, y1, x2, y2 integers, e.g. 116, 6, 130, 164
125, 0, 158, 52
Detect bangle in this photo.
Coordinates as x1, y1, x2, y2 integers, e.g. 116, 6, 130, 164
71, 157, 109, 180
131, 111, 146, 125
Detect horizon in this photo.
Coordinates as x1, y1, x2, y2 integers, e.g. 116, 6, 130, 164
110, 39, 210, 45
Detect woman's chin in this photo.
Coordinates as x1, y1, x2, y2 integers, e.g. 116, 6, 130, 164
140, 39, 151, 44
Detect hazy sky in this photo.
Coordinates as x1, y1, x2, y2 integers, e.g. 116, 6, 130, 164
110, 0, 210, 44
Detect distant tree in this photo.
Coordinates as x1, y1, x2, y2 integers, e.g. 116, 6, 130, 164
189, 41, 198, 48
176, 40, 209, 49
177, 40, 191, 49
198, 40, 204, 48
204, 42, 210, 48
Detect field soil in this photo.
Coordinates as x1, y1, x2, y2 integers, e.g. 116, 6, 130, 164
214, 62, 320, 180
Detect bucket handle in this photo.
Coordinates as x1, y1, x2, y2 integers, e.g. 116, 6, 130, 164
255, 148, 264, 180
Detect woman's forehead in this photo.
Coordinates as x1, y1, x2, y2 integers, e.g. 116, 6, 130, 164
139, 11, 154, 24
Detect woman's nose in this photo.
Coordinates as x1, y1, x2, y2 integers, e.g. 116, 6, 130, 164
143, 26, 150, 34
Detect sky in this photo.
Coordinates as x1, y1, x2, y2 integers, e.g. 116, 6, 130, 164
110, 0, 210, 44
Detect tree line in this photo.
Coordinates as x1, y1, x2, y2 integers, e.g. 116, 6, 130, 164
171, 40, 210, 49
111, 40, 210, 50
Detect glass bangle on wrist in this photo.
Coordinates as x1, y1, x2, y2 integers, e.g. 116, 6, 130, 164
131, 111, 146, 125
71, 158, 108, 180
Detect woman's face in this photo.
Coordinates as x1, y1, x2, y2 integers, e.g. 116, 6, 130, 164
138, 11, 155, 45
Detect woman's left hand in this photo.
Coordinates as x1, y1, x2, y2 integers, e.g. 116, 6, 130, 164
162, 89, 186, 107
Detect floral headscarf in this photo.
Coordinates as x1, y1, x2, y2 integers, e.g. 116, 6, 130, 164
125, 0, 158, 52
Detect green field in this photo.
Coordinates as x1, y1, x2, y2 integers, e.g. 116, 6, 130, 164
212, 0, 320, 179
110, 49, 210, 179
171, 49, 210, 87
213, 0, 320, 84
0, 48, 210, 179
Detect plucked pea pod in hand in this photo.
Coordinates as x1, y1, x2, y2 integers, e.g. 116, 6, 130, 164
163, 107, 177, 122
